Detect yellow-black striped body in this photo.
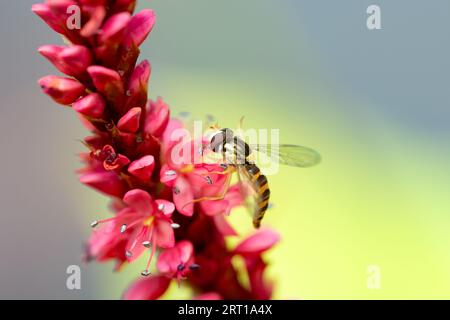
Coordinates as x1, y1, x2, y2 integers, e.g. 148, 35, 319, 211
243, 163, 270, 228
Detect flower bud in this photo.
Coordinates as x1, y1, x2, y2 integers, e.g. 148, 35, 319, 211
72, 93, 105, 118
81, 5, 106, 38
99, 12, 131, 44
38, 76, 85, 105
87, 66, 124, 109
59, 45, 93, 75
117, 107, 141, 133
126, 60, 150, 109
32, 3, 65, 34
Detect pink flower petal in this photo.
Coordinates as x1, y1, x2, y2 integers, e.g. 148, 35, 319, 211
72, 93, 105, 118
213, 214, 238, 237
177, 240, 194, 264
234, 229, 280, 256
200, 199, 230, 216
157, 240, 193, 274
38, 76, 85, 105
123, 275, 171, 300
162, 119, 184, 147
160, 164, 178, 186
144, 97, 170, 137
128, 155, 155, 182
172, 176, 194, 216
117, 107, 141, 133
154, 219, 175, 249
154, 199, 175, 217
123, 189, 153, 215
246, 257, 273, 300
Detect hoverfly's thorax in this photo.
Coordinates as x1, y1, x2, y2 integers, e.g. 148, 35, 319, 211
210, 128, 234, 153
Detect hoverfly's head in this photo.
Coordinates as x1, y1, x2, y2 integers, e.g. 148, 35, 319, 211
209, 128, 234, 153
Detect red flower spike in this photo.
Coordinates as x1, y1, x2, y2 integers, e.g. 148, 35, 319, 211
34, 0, 280, 301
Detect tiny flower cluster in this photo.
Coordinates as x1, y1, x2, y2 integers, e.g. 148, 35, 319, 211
33, 0, 279, 299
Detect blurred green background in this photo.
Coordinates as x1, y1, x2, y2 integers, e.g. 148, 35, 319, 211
0, 0, 449, 299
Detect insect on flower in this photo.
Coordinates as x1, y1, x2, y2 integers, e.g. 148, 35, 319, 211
202, 118, 321, 228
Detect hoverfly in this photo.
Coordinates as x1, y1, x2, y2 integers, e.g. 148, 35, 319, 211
204, 124, 321, 228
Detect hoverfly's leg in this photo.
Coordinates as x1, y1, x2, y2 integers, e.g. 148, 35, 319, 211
197, 164, 235, 176
181, 168, 234, 210
238, 116, 245, 130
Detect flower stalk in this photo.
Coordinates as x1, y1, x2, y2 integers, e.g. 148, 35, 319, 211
33, 0, 279, 300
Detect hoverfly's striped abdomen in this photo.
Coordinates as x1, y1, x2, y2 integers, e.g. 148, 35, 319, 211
245, 163, 270, 228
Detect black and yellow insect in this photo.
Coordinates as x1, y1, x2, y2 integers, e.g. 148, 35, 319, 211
208, 127, 321, 228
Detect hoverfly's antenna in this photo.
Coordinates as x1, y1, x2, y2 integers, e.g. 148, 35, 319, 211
209, 122, 220, 130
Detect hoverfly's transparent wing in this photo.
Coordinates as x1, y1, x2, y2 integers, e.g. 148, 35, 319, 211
252, 144, 321, 168
236, 165, 258, 218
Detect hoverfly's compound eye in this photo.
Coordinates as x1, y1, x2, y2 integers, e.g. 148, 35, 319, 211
209, 128, 234, 153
